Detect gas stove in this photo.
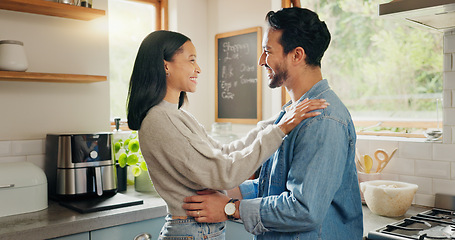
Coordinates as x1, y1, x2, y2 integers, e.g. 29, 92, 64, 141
368, 194, 455, 240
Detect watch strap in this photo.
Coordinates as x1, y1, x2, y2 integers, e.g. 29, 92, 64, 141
226, 198, 239, 220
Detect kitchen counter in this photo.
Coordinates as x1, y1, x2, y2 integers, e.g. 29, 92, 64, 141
0, 187, 166, 240
362, 203, 431, 239
0, 188, 431, 240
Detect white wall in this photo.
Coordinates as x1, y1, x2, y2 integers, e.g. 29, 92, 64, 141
168, 0, 211, 129
169, 0, 283, 134
0, 1, 110, 141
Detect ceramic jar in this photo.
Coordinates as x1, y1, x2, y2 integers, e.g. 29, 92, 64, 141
0, 40, 28, 71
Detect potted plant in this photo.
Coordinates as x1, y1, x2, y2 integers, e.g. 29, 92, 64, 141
113, 131, 153, 192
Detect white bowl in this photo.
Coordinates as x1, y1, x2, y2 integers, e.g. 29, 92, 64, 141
360, 180, 418, 217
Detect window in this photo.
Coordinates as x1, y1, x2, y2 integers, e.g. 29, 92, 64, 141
283, 0, 443, 137
109, 0, 167, 129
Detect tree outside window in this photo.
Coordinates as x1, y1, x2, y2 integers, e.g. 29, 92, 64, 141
291, 0, 443, 136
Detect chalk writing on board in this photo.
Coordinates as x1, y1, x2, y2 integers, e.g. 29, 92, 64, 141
222, 42, 250, 61
215, 27, 262, 123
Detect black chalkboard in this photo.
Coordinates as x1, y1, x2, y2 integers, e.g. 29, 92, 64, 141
215, 27, 262, 124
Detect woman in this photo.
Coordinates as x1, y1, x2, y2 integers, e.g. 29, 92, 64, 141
127, 30, 328, 240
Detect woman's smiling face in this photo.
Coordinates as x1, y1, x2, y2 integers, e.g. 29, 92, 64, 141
165, 41, 201, 98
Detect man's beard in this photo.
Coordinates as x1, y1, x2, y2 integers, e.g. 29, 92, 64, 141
268, 64, 288, 89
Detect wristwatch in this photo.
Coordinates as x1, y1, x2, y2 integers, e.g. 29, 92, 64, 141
224, 198, 239, 220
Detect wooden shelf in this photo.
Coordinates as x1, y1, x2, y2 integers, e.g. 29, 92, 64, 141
0, 0, 105, 21
0, 71, 107, 83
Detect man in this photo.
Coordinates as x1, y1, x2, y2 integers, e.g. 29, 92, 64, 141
183, 7, 363, 239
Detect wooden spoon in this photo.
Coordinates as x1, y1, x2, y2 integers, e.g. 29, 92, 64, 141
377, 148, 397, 173
374, 149, 389, 173
364, 154, 373, 173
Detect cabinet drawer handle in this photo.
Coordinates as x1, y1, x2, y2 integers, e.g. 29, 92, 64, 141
0, 184, 14, 189
134, 233, 152, 240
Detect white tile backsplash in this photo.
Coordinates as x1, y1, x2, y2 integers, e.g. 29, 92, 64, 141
443, 90, 452, 108
415, 160, 451, 179
0, 155, 27, 163
398, 141, 432, 159
11, 140, 44, 156
452, 162, 455, 179
433, 179, 455, 195
445, 54, 452, 71
445, 33, 455, 53
366, 139, 399, 156
380, 173, 399, 181
453, 53, 455, 71
27, 154, 46, 170
381, 157, 415, 175
355, 138, 369, 152
0, 141, 11, 157
414, 194, 435, 207
398, 175, 432, 194
444, 108, 455, 125
443, 125, 452, 144
444, 72, 455, 89
433, 143, 455, 161
0, 140, 45, 171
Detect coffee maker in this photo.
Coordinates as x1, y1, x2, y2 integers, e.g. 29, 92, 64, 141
45, 133, 117, 199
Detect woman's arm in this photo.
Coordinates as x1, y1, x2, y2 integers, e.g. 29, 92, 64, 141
140, 99, 328, 191
203, 99, 328, 155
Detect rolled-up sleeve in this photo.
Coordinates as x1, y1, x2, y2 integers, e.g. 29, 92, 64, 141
239, 179, 258, 199
239, 177, 270, 235
239, 198, 269, 235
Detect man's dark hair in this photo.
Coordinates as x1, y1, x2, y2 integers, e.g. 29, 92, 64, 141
266, 7, 331, 67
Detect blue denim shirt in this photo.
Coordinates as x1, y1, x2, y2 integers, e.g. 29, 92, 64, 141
239, 79, 363, 239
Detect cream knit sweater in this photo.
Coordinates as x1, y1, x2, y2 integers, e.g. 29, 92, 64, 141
139, 101, 285, 216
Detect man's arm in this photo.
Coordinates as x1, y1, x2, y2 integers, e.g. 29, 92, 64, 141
182, 189, 241, 222
182, 175, 259, 222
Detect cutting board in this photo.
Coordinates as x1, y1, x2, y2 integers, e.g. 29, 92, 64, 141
59, 193, 143, 213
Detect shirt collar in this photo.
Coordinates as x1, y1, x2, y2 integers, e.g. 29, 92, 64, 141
281, 79, 330, 111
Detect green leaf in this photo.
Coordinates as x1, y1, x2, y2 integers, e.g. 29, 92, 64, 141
128, 139, 140, 152
118, 153, 127, 168
127, 154, 139, 166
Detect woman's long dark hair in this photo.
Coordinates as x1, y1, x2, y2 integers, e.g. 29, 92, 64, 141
127, 30, 190, 130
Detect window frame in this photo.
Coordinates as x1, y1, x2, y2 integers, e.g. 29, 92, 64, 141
280, 0, 438, 139
110, 0, 168, 131
127, 0, 168, 30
